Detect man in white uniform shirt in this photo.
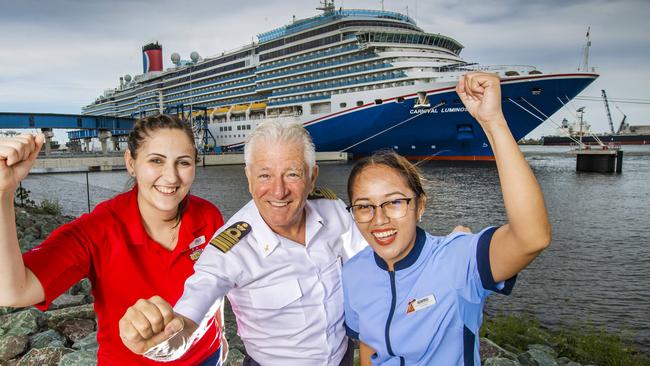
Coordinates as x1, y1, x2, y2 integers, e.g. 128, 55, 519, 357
119, 121, 366, 365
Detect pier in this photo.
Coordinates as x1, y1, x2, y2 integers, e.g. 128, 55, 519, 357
30, 151, 349, 173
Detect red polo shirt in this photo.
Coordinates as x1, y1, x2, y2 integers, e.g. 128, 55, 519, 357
23, 186, 224, 365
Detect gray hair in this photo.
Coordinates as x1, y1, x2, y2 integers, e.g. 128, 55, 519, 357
244, 121, 316, 172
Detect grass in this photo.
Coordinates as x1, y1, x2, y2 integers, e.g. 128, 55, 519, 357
481, 313, 650, 366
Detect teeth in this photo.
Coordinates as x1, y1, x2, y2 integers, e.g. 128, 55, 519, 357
156, 186, 177, 194
373, 230, 397, 239
269, 201, 289, 207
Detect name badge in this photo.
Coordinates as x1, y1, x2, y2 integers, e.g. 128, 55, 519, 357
406, 294, 436, 314
189, 235, 206, 249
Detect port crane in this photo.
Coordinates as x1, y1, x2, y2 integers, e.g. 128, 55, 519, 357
615, 105, 628, 134
601, 89, 616, 134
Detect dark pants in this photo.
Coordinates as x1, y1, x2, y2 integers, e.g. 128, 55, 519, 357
242, 339, 355, 366
199, 346, 222, 366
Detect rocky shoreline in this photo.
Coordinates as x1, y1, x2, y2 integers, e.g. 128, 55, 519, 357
0, 209, 637, 365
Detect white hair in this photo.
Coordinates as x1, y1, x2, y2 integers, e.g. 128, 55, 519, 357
244, 121, 316, 172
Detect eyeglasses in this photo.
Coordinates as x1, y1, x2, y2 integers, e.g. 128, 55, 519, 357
346, 197, 415, 223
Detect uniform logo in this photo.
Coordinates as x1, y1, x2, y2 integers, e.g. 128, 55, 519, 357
210, 222, 251, 253
308, 187, 337, 200
406, 294, 436, 314
189, 248, 203, 261
189, 235, 206, 249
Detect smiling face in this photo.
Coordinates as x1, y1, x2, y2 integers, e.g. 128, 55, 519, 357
125, 128, 196, 221
245, 138, 318, 239
350, 164, 425, 270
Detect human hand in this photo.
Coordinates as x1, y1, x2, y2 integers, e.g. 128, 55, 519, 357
0, 134, 45, 193
456, 72, 507, 134
119, 296, 185, 355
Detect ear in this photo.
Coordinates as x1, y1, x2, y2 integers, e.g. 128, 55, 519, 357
416, 195, 427, 221
245, 166, 253, 195
124, 150, 135, 176
309, 164, 319, 187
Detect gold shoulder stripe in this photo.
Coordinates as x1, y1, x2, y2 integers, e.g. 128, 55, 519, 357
209, 221, 251, 253
308, 187, 337, 200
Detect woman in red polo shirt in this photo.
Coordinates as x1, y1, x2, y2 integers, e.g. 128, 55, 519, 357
0, 115, 225, 365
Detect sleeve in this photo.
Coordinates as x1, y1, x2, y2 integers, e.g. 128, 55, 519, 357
447, 227, 516, 301
342, 267, 360, 340
146, 231, 239, 362
22, 213, 96, 310
173, 243, 237, 324
336, 199, 368, 263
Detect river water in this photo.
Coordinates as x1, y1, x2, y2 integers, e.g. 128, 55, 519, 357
20, 145, 650, 352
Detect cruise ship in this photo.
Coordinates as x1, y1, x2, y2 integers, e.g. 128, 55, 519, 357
82, 1, 598, 160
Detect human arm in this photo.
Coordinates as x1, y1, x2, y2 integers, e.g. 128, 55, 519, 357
456, 72, 551, 282
0, 134, 46, 306
119, 295, 197, 355
359, 340, 375, 366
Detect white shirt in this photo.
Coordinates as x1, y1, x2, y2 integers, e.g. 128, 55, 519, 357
174, 196, 367, 366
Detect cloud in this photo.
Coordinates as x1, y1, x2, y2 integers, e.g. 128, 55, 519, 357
0, 0, 648, 136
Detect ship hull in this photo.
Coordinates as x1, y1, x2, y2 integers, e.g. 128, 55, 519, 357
219, 73, 597, 159
542, 135, 650, 146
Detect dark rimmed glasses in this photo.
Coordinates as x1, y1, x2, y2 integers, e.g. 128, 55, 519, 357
346, 197, 415, 223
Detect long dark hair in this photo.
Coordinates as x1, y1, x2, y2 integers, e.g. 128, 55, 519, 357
127, 114, 197, 226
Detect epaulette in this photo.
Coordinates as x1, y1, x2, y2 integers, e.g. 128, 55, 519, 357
210, 221, 251, 253
308, 187, 337, 200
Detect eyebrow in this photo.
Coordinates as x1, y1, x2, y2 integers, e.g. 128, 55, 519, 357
146, 153, 193, 159
352, 191, 408, 204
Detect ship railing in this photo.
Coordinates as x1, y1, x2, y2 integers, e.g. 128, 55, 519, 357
260, 58, 387, 91
257, 44, 360, 73
268, 94, 331, 107
269, 67, 402, 97
257, 52, 377, 82
165, 70, 255, 96
164, 80, 256, 102
442, 64, 539, 73
168, 87, 258, 105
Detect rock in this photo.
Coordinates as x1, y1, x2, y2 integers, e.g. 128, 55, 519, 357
54, 320, 95, 343
0, 308, 46, 336
481, 337, 518, 360
528, 344, 557, 357
46, 305, 95, 329
17, 346, 73, 366
66, 280, 92, 298
57, 349, 97, 366
29, 330, 66, 349
224, 348, 245, 366
518, 348, 559, 366
484, 358, 521, 366
50, 295, 86, 310
0, 307, 22, 317
71, 332, 97, 351
0, 335, 29, 361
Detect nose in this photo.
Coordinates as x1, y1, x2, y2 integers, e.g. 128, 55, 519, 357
161, 161, 180, 183
271, 177, 288, 198
371, 205, 390, 226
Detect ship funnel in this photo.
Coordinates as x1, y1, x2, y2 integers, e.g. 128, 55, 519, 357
142, 42, 163, 73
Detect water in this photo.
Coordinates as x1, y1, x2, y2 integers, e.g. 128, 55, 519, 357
20, 146, 650, 352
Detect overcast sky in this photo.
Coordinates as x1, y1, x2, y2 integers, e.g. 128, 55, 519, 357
1, 0, 649, 140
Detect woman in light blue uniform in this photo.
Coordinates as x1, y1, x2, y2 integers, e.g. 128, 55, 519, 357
342, 72, 551, 366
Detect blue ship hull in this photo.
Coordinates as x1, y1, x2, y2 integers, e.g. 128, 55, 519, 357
301, 73, 597, 160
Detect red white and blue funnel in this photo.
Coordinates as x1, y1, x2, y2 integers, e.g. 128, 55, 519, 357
142, 42, 163, 73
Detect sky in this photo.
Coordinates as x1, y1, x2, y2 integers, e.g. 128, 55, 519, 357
1, 0, 649, 141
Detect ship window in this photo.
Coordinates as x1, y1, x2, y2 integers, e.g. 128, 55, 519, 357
356, 101, 364, 107
397, 97, 404, 103
340, 102, 347, 108
375, 99, 383, 105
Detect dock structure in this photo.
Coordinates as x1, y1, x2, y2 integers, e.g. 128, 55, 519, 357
573, 148, 623, 173
30, 151, 349, 173
0, 112, 135, 155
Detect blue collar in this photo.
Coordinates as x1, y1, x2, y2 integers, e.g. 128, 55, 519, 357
373, 227, 426, 271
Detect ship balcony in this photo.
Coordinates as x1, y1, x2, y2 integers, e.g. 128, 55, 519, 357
270, 70, 407, 98
164, 80, 256, 102
259, 62, 392, 92
257, 51, 376, 82
257, 44, 360, 72
163, 70, 256, 95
